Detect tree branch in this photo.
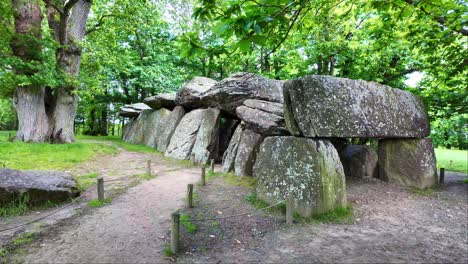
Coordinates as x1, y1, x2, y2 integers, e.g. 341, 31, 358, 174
85, 14, 116, 35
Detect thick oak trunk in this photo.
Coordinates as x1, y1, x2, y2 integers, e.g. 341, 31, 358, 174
13, 87, 49, 142
11, 0, 50, 142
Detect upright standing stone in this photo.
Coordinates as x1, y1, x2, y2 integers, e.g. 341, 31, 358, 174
156, 106, 186, 152
191, 108, 221, 164
378, 138, 437, 189
234, 129, 263, 177
222, 124, 243, 173
254, 137, 347, 217
165, 109, 206, 160
284, 75, 430, 138
142, 109, 172, 148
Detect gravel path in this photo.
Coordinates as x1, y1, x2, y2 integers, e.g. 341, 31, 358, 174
7, 146, 200, 263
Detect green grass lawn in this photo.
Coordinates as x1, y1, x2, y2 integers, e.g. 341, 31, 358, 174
0, 131, 118, 170
434, 148, 467, 173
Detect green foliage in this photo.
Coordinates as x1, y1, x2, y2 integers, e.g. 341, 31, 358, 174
12, 232, 35, 246
162, 246, 174, 257
459, 178, 468, 184
87, 198, 112, 208
0, 132, 118, 170
0, 194, 29, 217
434, 148, 468, 173
310, 206, 354, 224
0, 99, 16, 130
180, 213, 197, 233
409, 187, 435, 197
223, 173, 257, 188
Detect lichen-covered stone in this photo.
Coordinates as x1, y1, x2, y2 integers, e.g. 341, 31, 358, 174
175, 77, 218, 108
236, 106, 286, 136
234, 129, 263, 176
199, 72, 284, 114
122, 118, 136, 142
155, 106, 185, 152
222, 124, 243, 173
242, 99, 284, 116
191, 108, 221, 164
143, 92, 176, 110
165, 109, 206, 160
254, 137, 347, 217
378, 138, 437, 189
284, 75, 430, 138
142, 108, 172, 148
0, 168, 79, 206
339, 145, 378, 180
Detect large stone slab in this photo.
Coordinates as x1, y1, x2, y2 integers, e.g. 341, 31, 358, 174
119, 103, 151, 118
234, 129, 263, 176
0, 168, 79, 206
175, 77, 218, 108
340, 145, 378, 181
191, 108, 221, 164
122, 118, 136, 142
222, 124, 243, 173
199, 72, 284, 114
254, 137, 347, 217
236, 103, 287, 135
284, 75, 430, 138
378, 138, 437, 189
155, 106, 185, 152
143, 92, 176, 110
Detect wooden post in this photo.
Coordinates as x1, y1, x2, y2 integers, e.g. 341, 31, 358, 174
210, 159, 215, 173
187, 184, 194, 208
147, 160, 151, 176
171, 212, 180, 254
201, 167, 206, 186
97, 177, 104, 202
286, 198, 294, 224
439, 168, 445, 185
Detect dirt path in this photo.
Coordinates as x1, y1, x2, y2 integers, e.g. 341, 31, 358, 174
9, 144, 200, 263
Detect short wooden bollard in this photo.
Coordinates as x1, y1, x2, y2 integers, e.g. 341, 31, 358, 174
187, 184, 194, 208
147, 160, 151, 176
439, 168, 445, 185
286, 198, 294, 224
201, 167, 206, 186
97, 177, 104, 202
210, 159, 215, 173
171, 212, 180, 254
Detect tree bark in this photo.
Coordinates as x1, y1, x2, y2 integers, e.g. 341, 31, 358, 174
11, 0, 50, 142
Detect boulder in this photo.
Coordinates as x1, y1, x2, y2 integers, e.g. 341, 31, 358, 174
122, 118, 136, 142
198, 72, 284, 114
175, 77, 218, 108
119, 103, 151, 118
165, 108, 221, 161
254, 137, 347, 217
339, 145, 378, 181
191, 108, 221, 164
142, 109, 172, 147
0, 168, 79, 206
378, 138, 437, 189
243, 99, 284, 116
234, 129, 263, 176
284, 75, 430, 138
236, 103, 287, 135
155, 106, 185, 152
143, 92, 176, 110
222, 124, 243, 173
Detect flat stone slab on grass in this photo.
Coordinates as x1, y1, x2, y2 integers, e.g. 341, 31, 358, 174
284, 75, 430, 138
378, 138, 437, 189
254, 137, 347, 217
0, 168, 78, 206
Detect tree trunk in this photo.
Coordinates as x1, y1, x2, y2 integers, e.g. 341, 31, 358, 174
100, 108, 108, 136
11, 0, 50, 142
13, 87, 50, 142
